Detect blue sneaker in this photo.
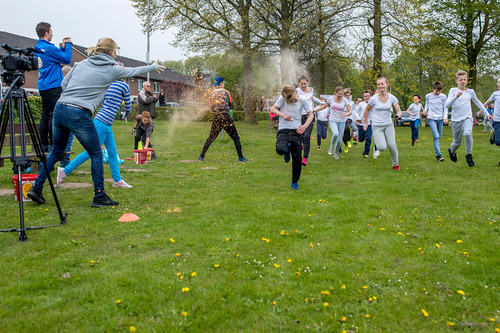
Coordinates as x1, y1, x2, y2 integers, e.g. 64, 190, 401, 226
198, 156, 204, 162
238, 157, 249, 163
291, 182, 299, 190
284, 151, 290, 163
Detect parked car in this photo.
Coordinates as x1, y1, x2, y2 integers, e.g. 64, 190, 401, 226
164, 102, 181, 108
395, 112, 411, 126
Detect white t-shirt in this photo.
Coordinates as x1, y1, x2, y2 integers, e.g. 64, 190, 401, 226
424, 93, 448, 120
274, 95, 311, 130
317, 108, 328, 122
445, 88, 487, 122
354, 101, 370, 126
296, 87, 321, 115
327, 96, 349, 122
368, 93, 399, 126
346, 101, 357, 122
488, 90, 500, 123
407, 103, 422, 121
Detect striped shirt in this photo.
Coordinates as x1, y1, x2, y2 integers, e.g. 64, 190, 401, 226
95, 80, 131, 126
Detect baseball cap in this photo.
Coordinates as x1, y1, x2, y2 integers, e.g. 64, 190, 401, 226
214, 76, 225, 86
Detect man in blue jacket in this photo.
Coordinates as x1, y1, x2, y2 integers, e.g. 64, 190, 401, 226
35, 22, 73, 152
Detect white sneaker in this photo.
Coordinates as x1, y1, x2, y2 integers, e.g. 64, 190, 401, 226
113, 179, 133, 188
333, 153, 339, 160
56, 167, 67, 187
373, 149, 380, 159
328, 145, 334, 155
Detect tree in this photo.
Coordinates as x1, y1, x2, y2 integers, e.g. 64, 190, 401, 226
427, 0, 500, 90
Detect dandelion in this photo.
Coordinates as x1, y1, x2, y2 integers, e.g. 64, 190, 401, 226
280, 230, 285, 235
457, 290, 465, 296
341, 316, 347, 322
421, 309, 429, 317
456, 240, 463, 244
321, 290, 330, 296
181, 287, 190, 293
380, 228, 385, 231
115, 299, 121, 304
261, 238, 270, 243
287, 259, 292, 263
323, 302, 329, 307
272, 301, 276, 306
365, 314, 370, 319
182, 311, 188, 317
169, 238, 176, 244
446, 322, 454, 327
435, 244, 440, 248
191, 272, 197, 277
274, 264, 280, 268
225, 238, 230, 241
214, 264, 220, 268
369, 297, 373, 302
90, 260, 96, 264
175, 253, 180, 257
372, 296, 377, 300
341, 285, 346, 289
177, 272, 181, 276
362, 286, 368, 289
489, 318, 496, 322
296, 272, 301, 275
310, 243, 314, 248
129, 327, 136, 332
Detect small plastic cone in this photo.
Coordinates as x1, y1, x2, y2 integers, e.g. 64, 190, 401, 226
118, 213, 140, 222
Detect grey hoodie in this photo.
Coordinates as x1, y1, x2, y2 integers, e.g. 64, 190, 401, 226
59, 53, 156, 112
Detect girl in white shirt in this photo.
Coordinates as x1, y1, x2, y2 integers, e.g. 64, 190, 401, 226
271, 85, 314, 190
445, 70, 491, 167
316, 97, 329, 150
406, 94, 424, 146
296, 75, 322, 166
316, 86, 352, 159
364, 77, 403, 170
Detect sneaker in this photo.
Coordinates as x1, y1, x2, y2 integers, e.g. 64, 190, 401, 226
317, 146, 321, 151
333, 153, 339, 160
328, 145, 334, 155
302, 158, 307, 166
353, 141, 357, 145
393, 164, 400, 171
291, 182, 299, 190
448, 148, 457, 162
198, 155, 204, 162
363, 154, 369, 159
347, 141, 352, 148
56, 167, 67, 187
27, 187, 45, 204
91, 194, 120, 208
436, 155, 444, 162
343, 147, 349, 153
490, 133, 495, 145
373, 150, 380, 159
465, 154, 475, 167
283, 151, 290, 163
238, 157, 249, 163
113, 179, 133, 188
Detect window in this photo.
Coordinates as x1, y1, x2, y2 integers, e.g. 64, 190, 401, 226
138, 79, 144, 91
154, 82, 160, 93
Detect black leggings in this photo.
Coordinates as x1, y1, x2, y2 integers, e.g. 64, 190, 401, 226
276, 129, 303, 183
200, 113, 243, 158
39, 87, 62, 147
134, 127, 153, 149
301, 115, 315, 159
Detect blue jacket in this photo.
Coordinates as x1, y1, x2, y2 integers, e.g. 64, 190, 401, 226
35, 39, 72, 91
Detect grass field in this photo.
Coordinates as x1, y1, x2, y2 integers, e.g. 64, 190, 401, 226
0, 119, 498, 332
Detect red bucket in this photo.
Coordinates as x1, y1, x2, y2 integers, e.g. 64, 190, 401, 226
146, 148, 154, 161
133, 149, 148, 164
11, 174, 38, 202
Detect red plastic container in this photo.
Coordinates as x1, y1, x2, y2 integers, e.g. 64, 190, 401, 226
146, 148, 154, 161
11, 174, 38, 202
133, 149, 148, 164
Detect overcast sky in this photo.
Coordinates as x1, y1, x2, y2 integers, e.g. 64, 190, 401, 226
0, 0, 186, 62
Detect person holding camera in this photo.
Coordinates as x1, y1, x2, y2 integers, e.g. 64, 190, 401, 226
35, 22, 73, 153
28, 37, 165, 207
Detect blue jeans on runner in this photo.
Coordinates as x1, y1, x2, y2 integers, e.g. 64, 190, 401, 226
64, 118, 122, 182
410, 118, 421, 140
329, 121, 346, 153
428, 119, 444, 156
357, 124, 372, 155
493, 121, 500, 146
34, 103, 105, 197
60, 132, 75, 168
316, 120, 328, 147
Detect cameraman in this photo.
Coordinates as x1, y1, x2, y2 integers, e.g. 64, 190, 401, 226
35, 22, 73, 152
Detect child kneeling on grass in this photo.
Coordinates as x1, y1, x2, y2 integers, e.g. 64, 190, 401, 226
271, 85, 314, 190
132, 111, 156, 159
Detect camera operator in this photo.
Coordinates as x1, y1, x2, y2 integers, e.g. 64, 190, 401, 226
35, 22, 73, 153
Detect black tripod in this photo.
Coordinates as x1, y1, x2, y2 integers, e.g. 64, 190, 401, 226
0, 75, 67, 241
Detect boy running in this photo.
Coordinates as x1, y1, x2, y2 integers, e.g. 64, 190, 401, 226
424, 81, 448, 161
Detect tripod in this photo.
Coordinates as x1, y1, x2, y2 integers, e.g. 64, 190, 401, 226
0, 75, 67, 241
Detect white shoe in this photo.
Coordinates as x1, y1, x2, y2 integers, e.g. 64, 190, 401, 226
373, 149, 380, 159
333, 153, 339, 160
56, 167, 67, 187
113, 179, 133, 188
328, 145, 334, 155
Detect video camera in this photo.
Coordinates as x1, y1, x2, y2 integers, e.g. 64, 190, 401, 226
1, 43, 40, 87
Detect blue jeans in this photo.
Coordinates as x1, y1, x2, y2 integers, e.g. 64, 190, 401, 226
60, 132, 75, 168
428, 119, 444, 156
65, 119, 122, 182
357, 124, 372, 155
493, 121, 500, 146
410, 119, 420, 140
329, 121, 345, 153
316, 120, 328, 147
34, 103, 105, 197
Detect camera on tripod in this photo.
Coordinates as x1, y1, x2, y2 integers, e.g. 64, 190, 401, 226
1, 43, 39, 87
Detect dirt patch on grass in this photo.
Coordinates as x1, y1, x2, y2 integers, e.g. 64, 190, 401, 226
179, 160, 198, 163
124, 169, 152, 172
59, 182, 92, 189
200, 167, 218, 170
0, 189, 13, 196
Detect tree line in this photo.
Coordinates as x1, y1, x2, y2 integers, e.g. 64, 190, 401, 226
132, 0, 500, 122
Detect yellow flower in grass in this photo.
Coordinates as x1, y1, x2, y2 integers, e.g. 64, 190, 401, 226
494, 328, 500, 333
341, 316, 347, 322
421, 309, 429, 317
435, 244, 440, 248
457, 290, 465, 296
129, 327, 136, 332
169, 238, 176, 244
175, 253, 180, 257
446, 322, 454, 327
182, 311, 188, 317
115, 299, 121, 304
365, 314, 370, 319
321, 290, 330, 296
191, 272, 197, 277
181, 287, 190, 293
287, 259, 292, 263
362, 285, 368, 289
272, 301, 276, 306
274, 264, 280, 268
340, 285, 346, 289
456, 240, 463, 244
225, 238, 230, 241
214, 264, 220, 268
489, 318, 496, 322
323, 302, 329, 307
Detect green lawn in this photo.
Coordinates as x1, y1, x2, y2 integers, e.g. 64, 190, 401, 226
0, 120, 498, 332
